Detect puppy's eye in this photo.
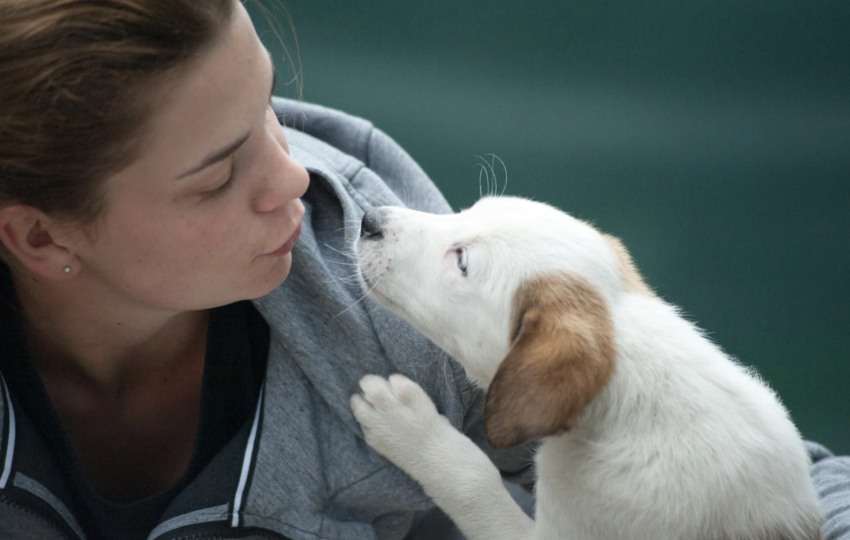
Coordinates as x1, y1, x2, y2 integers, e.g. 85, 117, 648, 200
456, 248, 468, 276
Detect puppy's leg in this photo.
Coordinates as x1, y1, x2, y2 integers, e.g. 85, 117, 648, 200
351, 374, 535, 540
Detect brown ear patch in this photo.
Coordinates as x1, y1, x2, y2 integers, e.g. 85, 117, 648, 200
484, 272, 616, 449
602, 234, 654, 296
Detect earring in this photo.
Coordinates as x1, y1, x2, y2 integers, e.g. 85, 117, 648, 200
63, 266, 71, 274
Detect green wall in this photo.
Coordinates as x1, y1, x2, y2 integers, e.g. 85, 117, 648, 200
249, 1, 850, 454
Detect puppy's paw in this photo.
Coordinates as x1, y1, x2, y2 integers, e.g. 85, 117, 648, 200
351, 374, 448, 468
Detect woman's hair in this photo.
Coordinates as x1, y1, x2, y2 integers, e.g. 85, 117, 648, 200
0, 0, 235, 224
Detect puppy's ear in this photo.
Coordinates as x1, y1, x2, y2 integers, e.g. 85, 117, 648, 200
484, 272, 616, 449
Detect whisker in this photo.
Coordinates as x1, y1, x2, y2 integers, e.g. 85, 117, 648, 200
473, 154, 507, 199
326, 259, 360, 268
402, 177, 411, 208
476, 160, 491, 200
324, 243, 357, 260
336, 218, 366, 234
490, 154, 508, 196
333, 271, 384, 318
476, 154, 503, 199
485, 155, 498, 196
318, 274, 360, 285
478, 164, 484, 200
325, 275, 363, 286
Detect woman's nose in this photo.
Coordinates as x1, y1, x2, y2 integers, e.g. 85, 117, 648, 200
253, 132, 310, 213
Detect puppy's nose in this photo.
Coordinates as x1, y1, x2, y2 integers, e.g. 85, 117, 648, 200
360, 208, 385, 238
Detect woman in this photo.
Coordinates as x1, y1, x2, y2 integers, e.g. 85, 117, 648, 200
0, 1, 846, 540
0, 1, 532, 538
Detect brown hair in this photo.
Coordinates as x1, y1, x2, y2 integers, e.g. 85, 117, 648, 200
0, 0, 235, 224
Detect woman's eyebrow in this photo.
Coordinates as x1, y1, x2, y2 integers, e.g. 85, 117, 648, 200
178, 131, 250, 179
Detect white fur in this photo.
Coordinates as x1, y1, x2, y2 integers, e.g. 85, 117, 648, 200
350, 196, 821, 540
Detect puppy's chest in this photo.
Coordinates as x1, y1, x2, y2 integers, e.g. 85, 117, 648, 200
533, 433, 603, 484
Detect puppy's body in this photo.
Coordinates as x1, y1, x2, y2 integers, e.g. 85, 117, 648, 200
351, 197, 821, 540
538, 294, 815, 540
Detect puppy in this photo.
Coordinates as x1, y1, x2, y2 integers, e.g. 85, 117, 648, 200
350, 197, 822, 540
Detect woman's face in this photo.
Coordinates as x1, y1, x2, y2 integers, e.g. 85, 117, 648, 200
66, 2, 310, 312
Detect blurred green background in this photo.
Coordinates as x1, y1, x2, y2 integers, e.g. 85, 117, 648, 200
248, 1, 849, 454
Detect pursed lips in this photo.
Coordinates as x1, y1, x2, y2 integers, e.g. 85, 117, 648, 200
261, 221, 302, 257
258, 200, 306, 257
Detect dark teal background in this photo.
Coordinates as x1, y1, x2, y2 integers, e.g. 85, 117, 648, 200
249, 1, 849, 454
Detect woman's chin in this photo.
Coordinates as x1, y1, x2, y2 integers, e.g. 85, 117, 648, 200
247, 252, 294, 299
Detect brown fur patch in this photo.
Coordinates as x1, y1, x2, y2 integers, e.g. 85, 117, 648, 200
483, 272, 616, 449
602, 234, 654, 296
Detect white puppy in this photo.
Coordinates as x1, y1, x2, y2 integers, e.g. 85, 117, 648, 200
350, 197, 822, 540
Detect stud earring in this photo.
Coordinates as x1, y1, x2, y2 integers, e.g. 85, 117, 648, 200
63, 266, 71, 274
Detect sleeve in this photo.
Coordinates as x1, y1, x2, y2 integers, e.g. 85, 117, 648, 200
807, 442, 850, 539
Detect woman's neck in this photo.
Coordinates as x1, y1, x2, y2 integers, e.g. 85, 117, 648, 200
11, 265, 210, 394
10, 265, 210, 501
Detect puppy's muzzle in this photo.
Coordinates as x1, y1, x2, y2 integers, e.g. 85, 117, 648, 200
360, 208, 388, 239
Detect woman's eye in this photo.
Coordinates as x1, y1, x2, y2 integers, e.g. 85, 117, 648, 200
201, 167, 236, 200
456, 247, 468, 276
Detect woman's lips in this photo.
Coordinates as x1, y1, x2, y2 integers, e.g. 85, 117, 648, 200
263, 223, 302, 257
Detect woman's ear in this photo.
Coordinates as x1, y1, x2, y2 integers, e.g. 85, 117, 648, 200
483, 272, 617, 449
0, 204, 77, 280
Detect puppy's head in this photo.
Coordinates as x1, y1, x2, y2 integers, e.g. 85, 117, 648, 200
356, 197, 650, 448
